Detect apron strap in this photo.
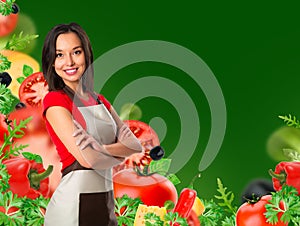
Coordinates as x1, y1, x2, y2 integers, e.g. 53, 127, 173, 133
62, 86, 102, 106
62, 160, 92, 177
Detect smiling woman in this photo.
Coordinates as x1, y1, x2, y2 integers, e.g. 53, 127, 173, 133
41, 22, 143, 226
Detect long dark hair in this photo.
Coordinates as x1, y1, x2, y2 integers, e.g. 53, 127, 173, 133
42, 22, 94, 94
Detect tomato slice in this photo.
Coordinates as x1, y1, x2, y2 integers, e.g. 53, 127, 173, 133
0, 12, 18, 37
124, 120, 160, 148
18, 72, 49, 108
113, 120, 160, 172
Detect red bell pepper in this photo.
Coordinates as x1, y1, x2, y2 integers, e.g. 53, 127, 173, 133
269, 161, 300, 195
3, 156, 53, 199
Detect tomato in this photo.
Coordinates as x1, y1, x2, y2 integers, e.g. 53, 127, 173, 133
18, 72, 49, 108
8, 105, 47, 137
187, 210, 201, 226
0, 11, 18, 37
124, 120, 160, 148
236, 195, 287, 226
113, 168, 178, 207
0, 114, 8, 141
114, 120, 160, 172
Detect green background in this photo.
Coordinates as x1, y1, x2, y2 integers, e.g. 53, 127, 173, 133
15, 1, 300, 204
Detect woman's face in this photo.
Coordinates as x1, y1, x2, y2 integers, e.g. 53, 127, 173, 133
54, 32, 86, 90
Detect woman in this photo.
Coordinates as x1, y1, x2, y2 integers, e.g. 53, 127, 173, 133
42, 22, 143, 226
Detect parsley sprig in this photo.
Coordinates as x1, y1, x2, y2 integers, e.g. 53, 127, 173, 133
199, 178, 237, 226
0, 0, 15, 16
115, 194, 143, 226
0, 192, 49, 226
0, 117, 31, 160
265, 185, 300, 225
0, 54, 11, 73
4, 32, 39, 52
0, 84, 15, 115
279, 114, 300, 128
143, 211, 188, 226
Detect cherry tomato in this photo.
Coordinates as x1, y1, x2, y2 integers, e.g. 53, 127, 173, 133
113, 168, 178, 207
18, 72, 49, 108
236, 195, 287, 226
0, 9, 18, 37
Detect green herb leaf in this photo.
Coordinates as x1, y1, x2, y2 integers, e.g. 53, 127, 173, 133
167, 173, 181, 186
16, 76, 26, 84
0, 0, 14, 16
114, 194, 143, 226
214, 178, 237, 214
265, 185, 300, 224
0, 84, 15, 115
0, 117, 32, 161
144, 212, 165, 226
22, 152, 43, 164
164, 212, 188, 226
4, 32, 39, 51
0, 163, 10, 192
0, 54, 11, 72
199, 199, 224, 226
279, 114, 300, 128
22, 65, 33, 77
149, 158, 171, 175
21, 196, 49, 226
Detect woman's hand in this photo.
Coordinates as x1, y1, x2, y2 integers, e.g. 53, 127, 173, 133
72, 120, 125, 162
72, 120, 102, 151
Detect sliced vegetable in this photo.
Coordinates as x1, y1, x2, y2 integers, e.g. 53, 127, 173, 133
18, 71, 48, 108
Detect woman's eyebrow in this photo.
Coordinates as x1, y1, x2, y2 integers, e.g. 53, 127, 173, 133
56, 46, 83, 52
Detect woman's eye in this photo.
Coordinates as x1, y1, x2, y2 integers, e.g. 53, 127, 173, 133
56, 53, 63, 58
74, 50, 82, 55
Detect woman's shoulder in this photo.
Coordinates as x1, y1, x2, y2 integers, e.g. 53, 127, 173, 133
43, 90, 71, 109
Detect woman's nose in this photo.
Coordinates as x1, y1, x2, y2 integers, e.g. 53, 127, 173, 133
66, 55, 75, 66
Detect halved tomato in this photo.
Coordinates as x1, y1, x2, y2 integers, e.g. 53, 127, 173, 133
18, 72, 49, 108
113, 120, 160, 172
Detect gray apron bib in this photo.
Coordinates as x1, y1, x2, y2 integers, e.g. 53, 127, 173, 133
44, 103, 118, 226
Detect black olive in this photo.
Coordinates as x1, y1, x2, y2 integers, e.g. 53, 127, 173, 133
0, 72, 12, 87
11, 3, 19, 14
15, 102, 26, 109
149, 146, 165, 161
240, 178, 275, 204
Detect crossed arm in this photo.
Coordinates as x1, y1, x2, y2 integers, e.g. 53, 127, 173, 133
45, 106, 143, 169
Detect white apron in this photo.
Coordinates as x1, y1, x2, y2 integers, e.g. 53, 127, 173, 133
44, 102, 119, 226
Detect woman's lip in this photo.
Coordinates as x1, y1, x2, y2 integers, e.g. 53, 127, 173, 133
64, 68, 78, 75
